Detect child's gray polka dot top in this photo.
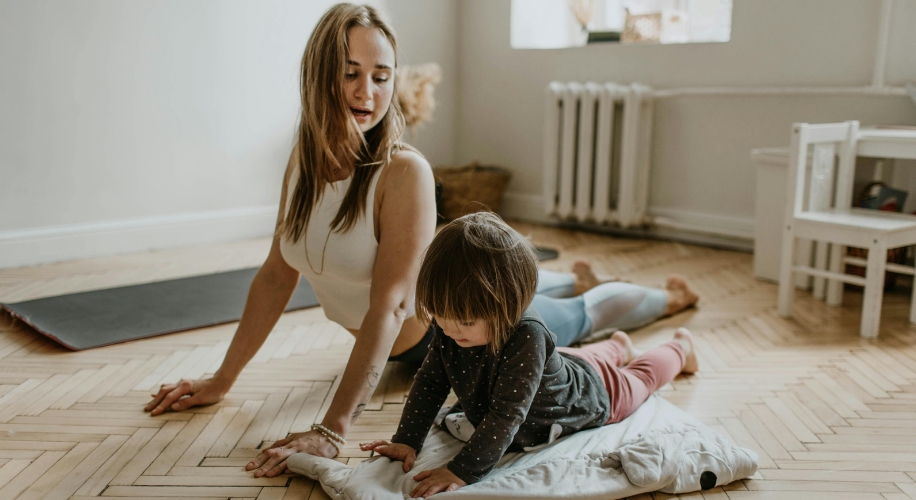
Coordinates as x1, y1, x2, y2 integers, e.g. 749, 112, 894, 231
391, 307, 610, 484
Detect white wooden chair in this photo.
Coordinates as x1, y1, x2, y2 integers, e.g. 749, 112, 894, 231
777, 121, 916, 338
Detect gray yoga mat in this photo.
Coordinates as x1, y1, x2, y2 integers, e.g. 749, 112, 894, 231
535, 246, 558, 261
0, 247, 558, 351
0, 268, 319, 351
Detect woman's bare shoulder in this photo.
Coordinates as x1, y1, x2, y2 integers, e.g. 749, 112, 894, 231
390, 147, 431, 172
381, 147, 434, 189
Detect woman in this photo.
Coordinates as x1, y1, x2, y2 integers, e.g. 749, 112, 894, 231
144, 3, 698, 478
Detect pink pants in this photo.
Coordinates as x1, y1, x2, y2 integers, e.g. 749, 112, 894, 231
558, 340, 685, 424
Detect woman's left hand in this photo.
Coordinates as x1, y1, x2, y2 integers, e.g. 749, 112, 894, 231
410, 468, 466, 498
246, 430, 338, 478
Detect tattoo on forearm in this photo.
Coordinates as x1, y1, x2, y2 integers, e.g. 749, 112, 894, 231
350, 366, 380, 422
366, 365, 380, 388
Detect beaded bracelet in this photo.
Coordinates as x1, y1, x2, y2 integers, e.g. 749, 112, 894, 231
311, 424, 346, 456
311, 423, 346, 445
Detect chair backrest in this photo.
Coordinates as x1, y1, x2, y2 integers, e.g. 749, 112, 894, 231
786, 121, 859, 219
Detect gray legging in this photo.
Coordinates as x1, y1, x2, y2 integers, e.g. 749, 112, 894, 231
534, 270, 668, 347
389, 269, 669, 364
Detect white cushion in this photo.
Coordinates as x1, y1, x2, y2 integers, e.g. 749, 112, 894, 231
287, 396, 758, 499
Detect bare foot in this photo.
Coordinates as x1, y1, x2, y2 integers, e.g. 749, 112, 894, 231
663, 275, 699, 316
572, 261, 624, 295
673, 328, 699, 374
610, 331, 640, 365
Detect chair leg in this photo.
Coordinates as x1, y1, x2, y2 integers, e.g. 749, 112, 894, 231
910, 275, 916, 324
826, 243, 845, 306
813, 241, 829, 300
777, 226, 798, 318
909, 248, 916, 324
795, 238, 813, 290
861, 240, 888, 339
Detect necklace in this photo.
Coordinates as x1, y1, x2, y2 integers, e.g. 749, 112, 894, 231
303, 178, 344, 276
304, 226, 332, 276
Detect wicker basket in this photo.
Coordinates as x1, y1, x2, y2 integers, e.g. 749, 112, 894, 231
433, 163, 512, 221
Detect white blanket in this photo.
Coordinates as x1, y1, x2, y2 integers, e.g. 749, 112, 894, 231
288, 396, 757, 499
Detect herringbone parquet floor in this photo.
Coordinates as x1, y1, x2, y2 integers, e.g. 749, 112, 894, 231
2, 222, 916, 499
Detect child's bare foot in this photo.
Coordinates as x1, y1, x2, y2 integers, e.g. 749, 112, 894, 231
663, 275, 699, 316
610, 330, 640, 364
572, 261, 623, 295
673, 328, 698, 374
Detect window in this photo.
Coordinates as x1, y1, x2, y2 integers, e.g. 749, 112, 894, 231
510, 0, 732, 49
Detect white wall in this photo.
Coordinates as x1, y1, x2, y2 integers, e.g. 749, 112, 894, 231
4, 0, 914, 268
454, 0, 916, 239
0, 0, 458, 268
383, 0, 459, 165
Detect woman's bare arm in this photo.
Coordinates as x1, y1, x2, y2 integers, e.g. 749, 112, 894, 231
213, 239, 300, 386
145, 150, 301, 415
321, 151, 436, 430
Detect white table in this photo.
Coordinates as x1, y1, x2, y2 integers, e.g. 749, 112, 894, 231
752, 127, 916, 282
858, 127, 916, 159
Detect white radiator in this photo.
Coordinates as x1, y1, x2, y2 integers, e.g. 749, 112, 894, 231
542, 82, 654, 227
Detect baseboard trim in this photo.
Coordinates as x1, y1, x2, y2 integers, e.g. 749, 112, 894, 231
3, 197, 756, 268
648, 207, 756, 241
0, 206, 277, 269
501, 192, 755, 250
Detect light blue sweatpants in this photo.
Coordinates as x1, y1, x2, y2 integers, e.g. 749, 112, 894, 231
533, 270, 668, 347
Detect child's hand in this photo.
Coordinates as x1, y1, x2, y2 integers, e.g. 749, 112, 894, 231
410, 468, 466, 498
359, 440, 417, 472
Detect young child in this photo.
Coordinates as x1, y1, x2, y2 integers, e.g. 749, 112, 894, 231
360, 212, 698, 498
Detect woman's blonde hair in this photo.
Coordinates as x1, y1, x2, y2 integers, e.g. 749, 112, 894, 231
416, 212, 539, 353
281, 3, 406, 241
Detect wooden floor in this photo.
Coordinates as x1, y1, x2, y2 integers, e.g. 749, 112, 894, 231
2, 222, 916, 499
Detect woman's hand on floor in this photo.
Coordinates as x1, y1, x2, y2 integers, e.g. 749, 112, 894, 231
247, 430, 338, 478
145, 378, 228, 416
410, 468, 466, 497
359, 440, 417, 472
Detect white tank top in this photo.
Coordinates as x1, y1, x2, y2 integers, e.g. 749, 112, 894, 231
279, 166, 384, 330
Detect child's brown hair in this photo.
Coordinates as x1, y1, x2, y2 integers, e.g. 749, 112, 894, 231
416, 212, 538, 352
